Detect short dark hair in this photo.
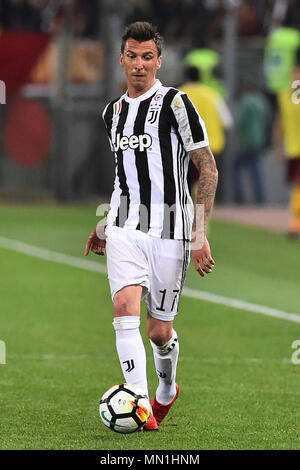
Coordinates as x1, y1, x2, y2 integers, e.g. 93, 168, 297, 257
121, 21, 163, 56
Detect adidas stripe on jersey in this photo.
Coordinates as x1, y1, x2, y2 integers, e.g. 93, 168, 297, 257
102, 79, 209, 241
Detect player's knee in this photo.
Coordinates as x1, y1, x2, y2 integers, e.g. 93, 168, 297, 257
113, 297, 140, 317
147, 326, 172, 347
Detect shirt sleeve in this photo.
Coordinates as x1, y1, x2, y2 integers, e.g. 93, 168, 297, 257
102, 102, 114, 151
102, 103, 110, 128
170, 92, 209, 152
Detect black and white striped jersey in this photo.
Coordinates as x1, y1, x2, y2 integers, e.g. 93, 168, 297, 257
102, 79, 209, 241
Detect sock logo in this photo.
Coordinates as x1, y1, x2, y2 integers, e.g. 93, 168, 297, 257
122, 359, 135, 372
157, 370, 167, 379
167, 337, 178, 353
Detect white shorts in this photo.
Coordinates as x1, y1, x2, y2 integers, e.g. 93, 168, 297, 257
105, 226, 190, 321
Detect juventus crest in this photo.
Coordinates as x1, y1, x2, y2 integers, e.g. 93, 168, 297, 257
147, 102, 161, 125
148, 109, 159, 124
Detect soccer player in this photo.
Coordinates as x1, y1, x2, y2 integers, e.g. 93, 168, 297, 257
85, 22, 218, 430
275, 61, 300, 239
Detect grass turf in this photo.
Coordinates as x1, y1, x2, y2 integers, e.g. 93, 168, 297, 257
0, 205, 300, 450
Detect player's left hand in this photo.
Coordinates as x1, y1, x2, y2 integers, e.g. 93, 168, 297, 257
191, 236, 215, 277
84, 226, 106, 256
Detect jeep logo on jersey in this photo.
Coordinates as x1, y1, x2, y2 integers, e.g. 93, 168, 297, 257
114, 133, 152, 152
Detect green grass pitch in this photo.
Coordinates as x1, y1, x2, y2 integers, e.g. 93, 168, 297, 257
1, 205, 300, 450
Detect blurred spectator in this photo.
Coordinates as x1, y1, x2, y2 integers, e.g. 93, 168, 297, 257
126, 0, 153, 24
232, 80, 272, 205
180, 65, 233, 202
274, 57, 300, 238
284, 0, 300, 29
50, 0, 100, 37
0, 0, 43, 31
76, 0, 99, 37
0, 0, 100, 36
127, 0, 211, 46
236, 0, 261, 36
184, 48, 226, 98
264, 26, 300, 95
267, 0, 300, 32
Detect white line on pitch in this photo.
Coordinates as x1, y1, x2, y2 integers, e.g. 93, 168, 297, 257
182, 287, 300, 324
1, 235, 300, 324
0, 235, 107, 274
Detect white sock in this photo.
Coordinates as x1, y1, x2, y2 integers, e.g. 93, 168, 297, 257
113, 316, 149, 398
150, 329, 179, 405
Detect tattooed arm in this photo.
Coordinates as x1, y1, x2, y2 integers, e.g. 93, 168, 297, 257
188, 146, 218, 277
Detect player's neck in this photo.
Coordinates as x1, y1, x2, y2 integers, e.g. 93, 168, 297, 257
127, 79, 157, 99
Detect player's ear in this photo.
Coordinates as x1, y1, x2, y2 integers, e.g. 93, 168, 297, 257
120, 53, 124, 67
156, 56, 162, 70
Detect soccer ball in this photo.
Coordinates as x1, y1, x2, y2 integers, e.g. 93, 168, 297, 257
99, 383, 151, 434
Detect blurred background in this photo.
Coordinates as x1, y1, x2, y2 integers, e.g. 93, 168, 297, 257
0, 0, 299, 211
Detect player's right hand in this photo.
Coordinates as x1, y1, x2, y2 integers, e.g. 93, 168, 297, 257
84, 226, 106, 256
191, 236, 215, 277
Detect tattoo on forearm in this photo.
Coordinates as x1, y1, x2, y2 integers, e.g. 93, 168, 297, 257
189, 147, 218, 234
